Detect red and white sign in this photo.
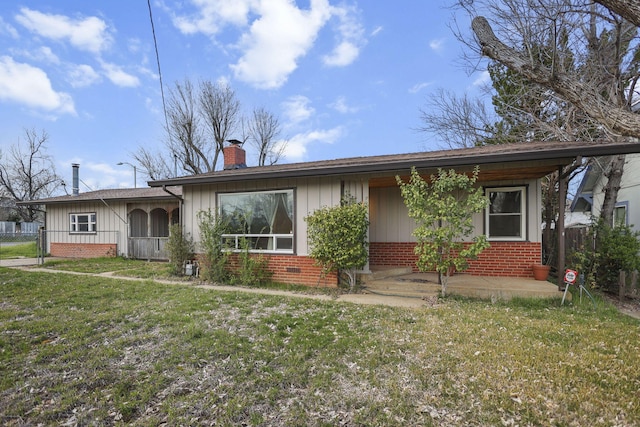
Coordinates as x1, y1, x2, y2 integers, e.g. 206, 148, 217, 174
564, 269, 578, 285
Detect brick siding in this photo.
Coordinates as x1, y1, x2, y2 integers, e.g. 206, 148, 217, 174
202, 252, 339, 287
369, 241, 542, 278
50, 242, 117, 258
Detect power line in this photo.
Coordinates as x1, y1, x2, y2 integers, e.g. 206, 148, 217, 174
147, 0, 170, 136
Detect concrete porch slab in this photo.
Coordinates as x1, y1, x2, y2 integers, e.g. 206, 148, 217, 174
362, 268, 564, 301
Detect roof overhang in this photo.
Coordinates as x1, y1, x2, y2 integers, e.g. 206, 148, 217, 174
149, 141, 640, 187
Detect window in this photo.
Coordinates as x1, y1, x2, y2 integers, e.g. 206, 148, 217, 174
218, 189, 294, 253
70, 212, 96, 233
485, 187, 526, 240
614, 204, 627, 227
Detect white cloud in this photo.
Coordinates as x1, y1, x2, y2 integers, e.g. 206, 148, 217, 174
322, 4, 365, 67
281, 127, 343, 161
0, 16, 19, 38
0, 56, 75, 115
323, 41, 359, 67
429, 38, 445, 52
101, 62, 140, 87
68, 64, 101, 88
281, 95, 314, 124
409, 81, 433, 94
19, 46, 60, 64
15, 8, 113, 54
473, 70, 491, 86
173, 0, 365, 89
172, 0, 251, 35
231, 0, 332, 88
329, 96, 358, 113
371, 26, 383, 37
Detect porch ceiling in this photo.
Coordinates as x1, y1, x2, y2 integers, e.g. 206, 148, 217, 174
370, 160, 564, 188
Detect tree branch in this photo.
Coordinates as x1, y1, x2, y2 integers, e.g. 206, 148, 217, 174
472, 15, 640, 138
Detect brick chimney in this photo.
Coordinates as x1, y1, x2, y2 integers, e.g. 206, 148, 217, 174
223, 141, 247, 170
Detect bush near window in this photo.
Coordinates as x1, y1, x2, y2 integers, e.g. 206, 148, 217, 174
305, 195, 369, 292
230, 237, 273, 286
197, 210, 230, 283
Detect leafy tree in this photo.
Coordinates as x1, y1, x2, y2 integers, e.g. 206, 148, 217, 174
305, 196, 369, 292
0, 128, 62, 222
396, 167, 489, 296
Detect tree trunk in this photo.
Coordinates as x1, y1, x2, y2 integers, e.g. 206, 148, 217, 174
601, 154, 626, 226
595, 0, 640, 27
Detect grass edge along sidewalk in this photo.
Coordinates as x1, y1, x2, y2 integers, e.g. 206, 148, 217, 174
1, 267, 639, 426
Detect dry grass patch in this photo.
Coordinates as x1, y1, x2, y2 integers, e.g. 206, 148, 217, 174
1, 268, 639, 426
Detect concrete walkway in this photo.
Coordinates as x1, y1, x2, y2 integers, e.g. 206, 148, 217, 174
0, 258, 428, 308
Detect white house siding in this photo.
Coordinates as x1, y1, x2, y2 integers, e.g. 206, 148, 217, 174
369, 178, 542, 243
183, 176, 341, 256
44, 201, 129, 255
589, 155, 640, 231
620, 156, 640, 230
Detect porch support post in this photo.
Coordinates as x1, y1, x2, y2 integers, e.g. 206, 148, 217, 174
557, 165, 566, 289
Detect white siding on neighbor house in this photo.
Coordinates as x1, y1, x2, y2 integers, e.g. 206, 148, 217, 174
45, 201, 129, 255
369, 178, 543, 243
183, 176, 342, 256
591, 154, 640, 230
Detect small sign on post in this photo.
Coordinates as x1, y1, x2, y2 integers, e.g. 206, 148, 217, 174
564, 269, 577, 285
561, 268, 595, 307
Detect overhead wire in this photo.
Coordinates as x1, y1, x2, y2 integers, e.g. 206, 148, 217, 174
147, 0, 170, 142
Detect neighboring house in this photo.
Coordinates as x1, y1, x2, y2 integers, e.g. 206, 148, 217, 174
19, 183, 182, 260
143, 140, 640, 287
572, 153, 640, 230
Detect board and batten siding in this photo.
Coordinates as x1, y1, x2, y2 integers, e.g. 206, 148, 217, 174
369, 178, 543, 243
183, 176, 342, 256
45, 202, 128, 255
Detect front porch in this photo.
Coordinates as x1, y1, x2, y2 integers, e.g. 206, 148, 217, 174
361, 267, 564, 301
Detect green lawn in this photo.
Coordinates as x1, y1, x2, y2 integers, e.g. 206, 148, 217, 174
0, 242, 37, 259
1, 267, 639, 426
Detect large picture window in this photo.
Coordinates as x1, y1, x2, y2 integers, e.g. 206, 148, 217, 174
70, 212, 96, 233
218, 189, 294, 253
486, 187, 526, 240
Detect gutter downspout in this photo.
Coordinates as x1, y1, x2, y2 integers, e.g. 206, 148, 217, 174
162, 185, 184, 228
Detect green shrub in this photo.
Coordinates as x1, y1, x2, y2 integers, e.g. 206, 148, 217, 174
165, 224, 195, 275
569, 219, 640, 292
230, 237, 273, 286
197, 210, 230, 283
305, 195, 369, 292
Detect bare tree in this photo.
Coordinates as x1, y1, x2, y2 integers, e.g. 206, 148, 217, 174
133, 79, 243, 179
418, 88, 496, 148
450, 0, 640, 225
0, 128, 61, 222
165, 79, 211, 175
247, 107, 285, 166
463, 1, 640, 139
132, 146, 174, 181
199, 80, 241, 170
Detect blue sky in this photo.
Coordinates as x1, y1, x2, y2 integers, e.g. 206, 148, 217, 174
0, 1, 488, 192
